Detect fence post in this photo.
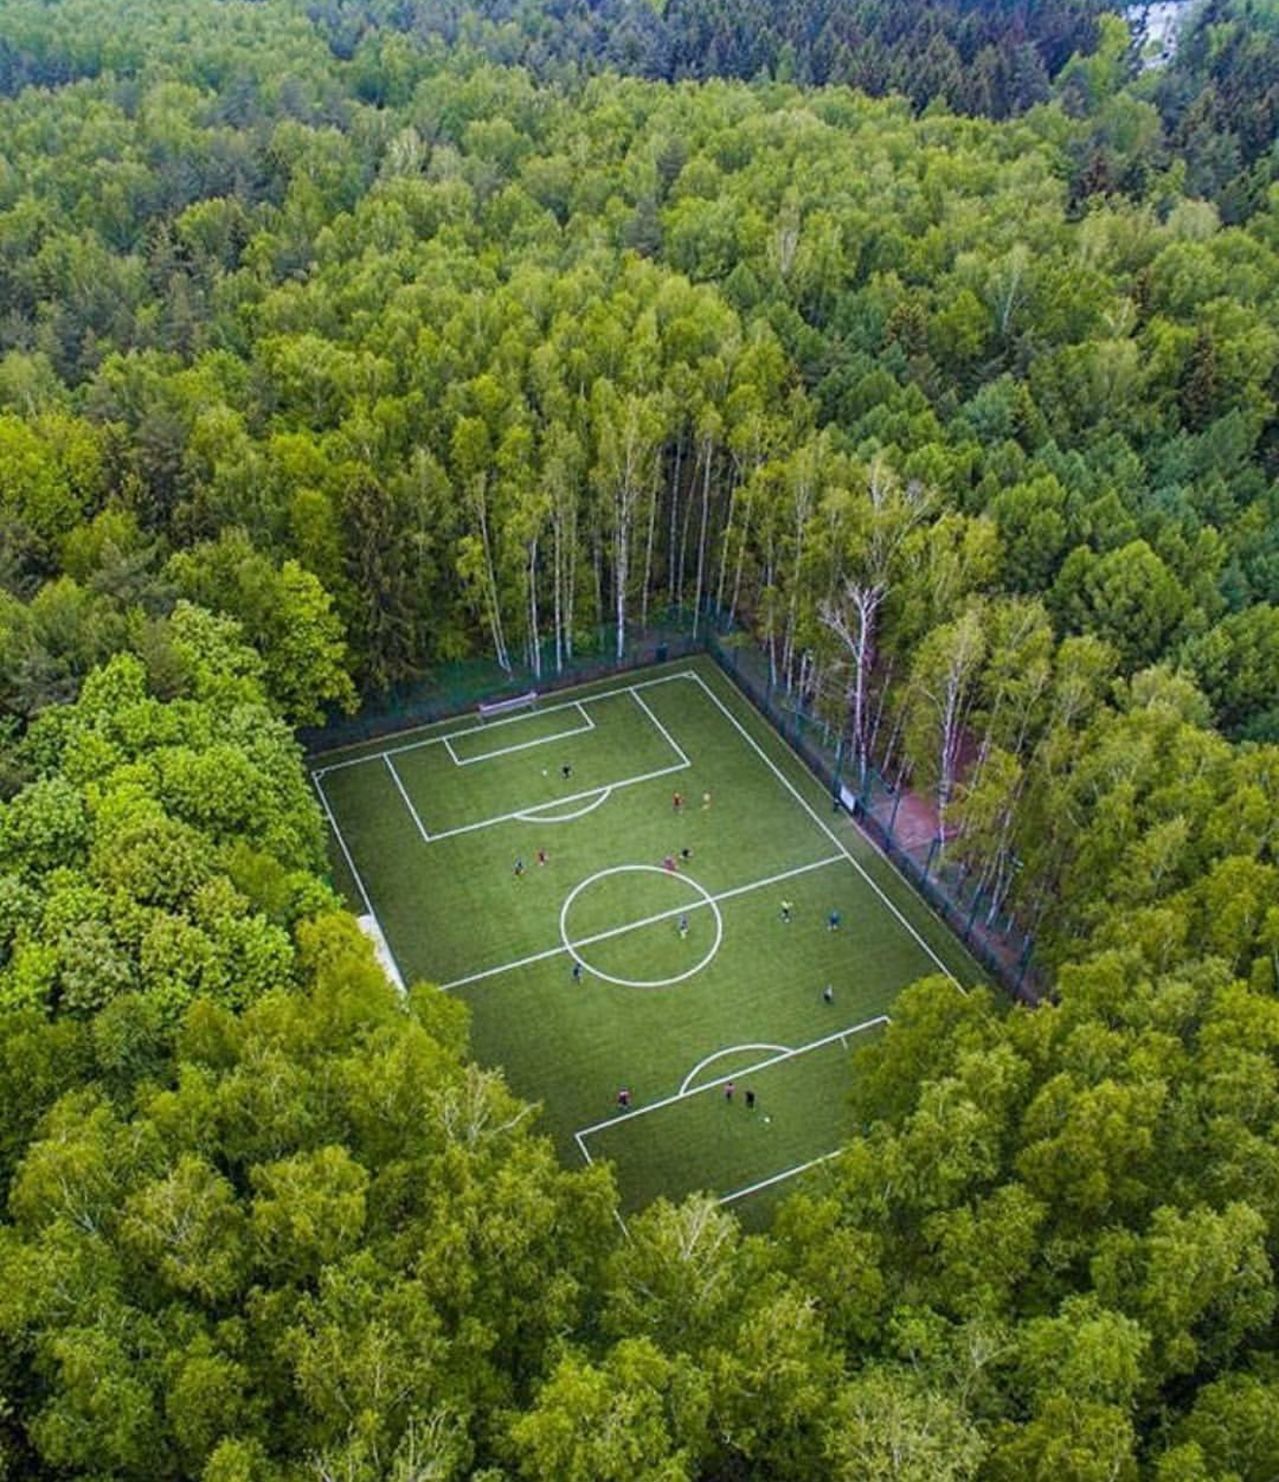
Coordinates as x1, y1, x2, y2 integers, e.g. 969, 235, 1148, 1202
1014, 937, 1034, 996
888, 784, 903, 839
964, 887, 982, 942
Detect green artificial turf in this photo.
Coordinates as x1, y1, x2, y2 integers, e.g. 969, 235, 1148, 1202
313, 656, 980, 1222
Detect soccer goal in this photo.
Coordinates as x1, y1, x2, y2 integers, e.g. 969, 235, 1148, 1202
478, 690, 538, 721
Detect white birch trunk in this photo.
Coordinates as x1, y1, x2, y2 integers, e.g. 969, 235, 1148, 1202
691, 433, 713, 639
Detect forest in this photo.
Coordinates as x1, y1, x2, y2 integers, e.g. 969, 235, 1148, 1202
0, 0, 1277, 1476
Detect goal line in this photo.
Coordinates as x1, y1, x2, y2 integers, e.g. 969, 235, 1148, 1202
313, 670, 697, 777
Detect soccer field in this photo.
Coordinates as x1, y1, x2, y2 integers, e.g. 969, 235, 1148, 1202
312, 657, 979, 1221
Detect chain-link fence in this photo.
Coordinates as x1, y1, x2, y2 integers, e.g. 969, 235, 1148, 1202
302, 605, 1038, 1000
297, 613, 704, 754
702, 629, 1039, 1001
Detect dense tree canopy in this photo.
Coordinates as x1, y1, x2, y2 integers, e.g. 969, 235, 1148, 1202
0, 0, 1278, 1476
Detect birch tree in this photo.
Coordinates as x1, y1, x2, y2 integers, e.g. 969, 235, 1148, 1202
820, 460, 931, 787
543, 421, 584, 671
451, 415, 510, 671
592, 384, 665, 661
904, 603, 989, 842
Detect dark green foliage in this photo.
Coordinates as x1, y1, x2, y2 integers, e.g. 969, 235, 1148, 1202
1151, 0, 1279, 221
0, 2, 1276, 1476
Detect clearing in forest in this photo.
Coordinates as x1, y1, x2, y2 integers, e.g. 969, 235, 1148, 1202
312, 657, 978, 1222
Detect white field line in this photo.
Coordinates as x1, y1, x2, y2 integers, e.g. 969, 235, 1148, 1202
687, 671, 959, 986
514, 787, 613, 824
425, 757, 688, 845
313, 670, 697, 775
680, 1044, 790, 1096
719, 1149, 844, 1207
384, 755, 430, 842
573, 1130, 632, 1238
312, 772, 375, 916
439, 853, 844, 990
443, 735, 461, 766
450, 713, 594, 767
576, 1015, 888, 1141
323, 677, 687, 847
629, 688, 690, 767
312, 772, 408, 994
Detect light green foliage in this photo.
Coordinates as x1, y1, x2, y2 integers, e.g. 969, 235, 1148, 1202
1093, 1204, 1276, 1381
169, 533, 356, 725
822, 1367, 986, 1480
509, 1339, 710, 1481
249, 1145, 369, 1280
0, 634, 323, 1021
0, 1, 1274, 1474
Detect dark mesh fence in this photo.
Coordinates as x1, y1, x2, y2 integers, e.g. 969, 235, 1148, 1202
702, 629, 1038, 1001
298, 613, 703, 754
303, 605, 1038, 999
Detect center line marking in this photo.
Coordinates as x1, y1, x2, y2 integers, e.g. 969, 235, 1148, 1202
439, 854, 845, 990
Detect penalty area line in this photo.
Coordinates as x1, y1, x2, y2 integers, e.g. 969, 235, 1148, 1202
514, 787, 613, 825
384, 755, 430, 842
629, 687, 690, 768
679, 1043, 791, 1097
575, 1130, 632, 1239
575, 1015, 889, 1141
425, 758, 690, 843
450, 714, 595, 767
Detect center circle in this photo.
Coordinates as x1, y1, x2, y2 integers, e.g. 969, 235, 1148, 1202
559, 864, 724, 988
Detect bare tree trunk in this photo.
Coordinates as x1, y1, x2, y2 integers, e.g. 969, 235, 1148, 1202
691, 433, 714, 639
677, 449, 695, 613
640, 465, 660, 631
715, 472, 738, 615
563, 486, 577, 660
614, 485, 629, 662
868, 657, 895, 770
667, 433, 682, 605
564, 495, 577, 662
475, 489, 509, 671
764, 550, 778, 687
782, 453, 815, 692
592, 531, 603, 647
552, 507, 563, 673
821, 581, 885, 788
728, 484, 752, 629
527, 536, 541, 679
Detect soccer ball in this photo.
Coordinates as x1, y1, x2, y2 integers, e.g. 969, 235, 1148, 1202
763, 1115, 772, 1125
541, 767, 548, 776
